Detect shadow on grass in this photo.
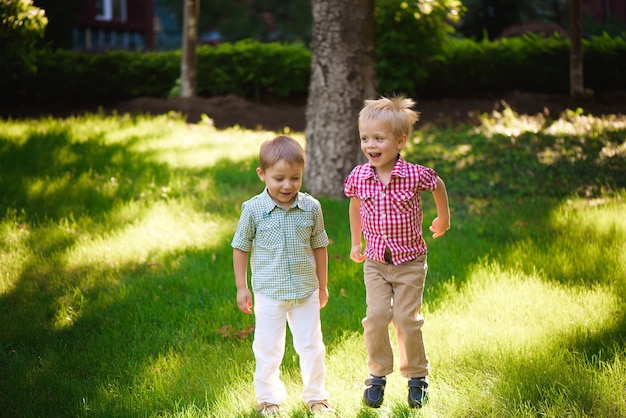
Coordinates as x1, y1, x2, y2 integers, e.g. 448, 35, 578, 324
0, 125, 261, 415
0, 115, 624, 416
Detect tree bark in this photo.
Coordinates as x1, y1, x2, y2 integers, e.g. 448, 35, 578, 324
569, 0, 584, 98
181, 0, 199, 98
304, 0, 377, 199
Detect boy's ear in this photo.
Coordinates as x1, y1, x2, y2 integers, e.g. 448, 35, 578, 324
256, 167, 264, 181
397, 134, 408, 149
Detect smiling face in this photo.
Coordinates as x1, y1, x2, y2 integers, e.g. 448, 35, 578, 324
257, 159, 303, 209
359, 119, 407, 177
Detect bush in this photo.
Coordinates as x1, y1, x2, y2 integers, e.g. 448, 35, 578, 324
1, 40, 311, 106
2, 34, 625, 106
196, 40, 310, 99
375, 0, 463, 96
0, 0, 47, 79
412, 33, 626, 99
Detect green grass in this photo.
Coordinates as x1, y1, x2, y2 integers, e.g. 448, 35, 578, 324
0, 106, 625, 417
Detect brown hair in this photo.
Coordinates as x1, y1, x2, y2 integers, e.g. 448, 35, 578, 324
259, 135, 305, 171
359, 95, 420, 139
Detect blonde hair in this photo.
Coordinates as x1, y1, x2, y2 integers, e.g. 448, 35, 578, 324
359, 95, 420, 139
259, 135, 305, 171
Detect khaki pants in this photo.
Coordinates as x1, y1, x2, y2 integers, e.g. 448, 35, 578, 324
362, 255, 429, 378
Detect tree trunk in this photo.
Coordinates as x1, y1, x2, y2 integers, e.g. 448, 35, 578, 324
569, 0, 584, 98
304, 0, 377, 199
181, 0, 199, 98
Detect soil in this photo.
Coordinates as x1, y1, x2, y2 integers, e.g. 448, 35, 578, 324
5, 91, 626, 130
95, 91, 626, 130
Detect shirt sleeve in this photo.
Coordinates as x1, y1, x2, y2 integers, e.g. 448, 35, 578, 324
310, 200, 329, 249
231, 202, 255, 252
417, 165, 438, 192
344, 167, 358, 198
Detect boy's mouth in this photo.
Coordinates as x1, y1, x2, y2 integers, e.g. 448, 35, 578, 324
369, 152, 381, 159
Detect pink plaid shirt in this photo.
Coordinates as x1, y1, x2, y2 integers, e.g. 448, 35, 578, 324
344, 156, 438, 265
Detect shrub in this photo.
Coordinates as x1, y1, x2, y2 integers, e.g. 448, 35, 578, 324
0, 0, 47, 79
375, 0, 463, 96
2, 34, 625, 106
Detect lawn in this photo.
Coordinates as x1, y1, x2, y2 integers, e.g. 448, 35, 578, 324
0, 107, 625, 417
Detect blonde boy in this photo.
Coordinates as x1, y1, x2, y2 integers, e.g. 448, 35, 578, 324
344, 96, 450, 409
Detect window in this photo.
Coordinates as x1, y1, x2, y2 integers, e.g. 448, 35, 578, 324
95, 0, 127, 22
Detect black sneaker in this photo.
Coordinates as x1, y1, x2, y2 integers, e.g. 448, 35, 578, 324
363, 375, 386, 408
408, 377, 429, 408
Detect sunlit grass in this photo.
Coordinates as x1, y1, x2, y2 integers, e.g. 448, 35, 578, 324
0, 109, 624, 417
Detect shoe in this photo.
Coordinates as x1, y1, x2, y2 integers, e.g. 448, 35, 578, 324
308, 400, 335, 414
362, 375, 386, 408
408, 377, 429, 408
257, 402, 281, 416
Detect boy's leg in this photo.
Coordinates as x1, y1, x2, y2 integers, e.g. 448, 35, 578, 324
389, 255, 429, 378
287, 290, 330, 404
362, 260, 395, 377
253, 292, 288, 405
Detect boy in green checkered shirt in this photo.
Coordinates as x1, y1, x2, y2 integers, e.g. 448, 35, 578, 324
232, 135, 334, 416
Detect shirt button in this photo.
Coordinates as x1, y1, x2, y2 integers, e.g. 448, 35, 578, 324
383, 234, 387, 240
381, 213, 386, 218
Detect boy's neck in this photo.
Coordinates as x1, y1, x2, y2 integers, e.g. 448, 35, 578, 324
373, 154, 400, 186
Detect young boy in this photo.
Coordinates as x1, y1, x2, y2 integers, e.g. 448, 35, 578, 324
232, 135, 334, 416
344, 96, 450, 409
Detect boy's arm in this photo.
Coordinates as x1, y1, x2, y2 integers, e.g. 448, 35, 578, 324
429, 176, 451, 238
233, 248, 253, 314
349, 197, 366, 263
313, 246, 329, 309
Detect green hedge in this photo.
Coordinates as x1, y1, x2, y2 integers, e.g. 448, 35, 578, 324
2, 35, 624, 106
409, 33, 626, 98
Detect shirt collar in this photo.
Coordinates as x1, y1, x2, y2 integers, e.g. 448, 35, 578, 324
260, 188, 309, 212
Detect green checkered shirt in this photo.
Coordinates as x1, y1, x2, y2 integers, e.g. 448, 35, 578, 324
231, 189, 329, 300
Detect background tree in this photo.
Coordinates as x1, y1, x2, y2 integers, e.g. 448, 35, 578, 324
305, 0, 463, 197
304, 0, 377, 199
181, 0, 200, 97
0, 0, 47, 79
569, 0, 584, 97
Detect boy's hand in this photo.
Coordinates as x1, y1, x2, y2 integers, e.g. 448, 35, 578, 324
429, 216, 450, 238
237, 288, 253, 314
319, 287, 329, 309
350, 244, 366, 263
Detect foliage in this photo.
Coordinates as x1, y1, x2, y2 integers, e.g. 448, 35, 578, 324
458, 0, 563, 40
583, 32, 626, 92
416, 32, 626, 98
196, 40, 310, 99
404, 105, 626, 198
420, 33, 570, 97
0, 0, 47, 79
2, 32, 626, 105
375, 0, 464, 96
0, 111, 624, 417
1, 40, 311, 105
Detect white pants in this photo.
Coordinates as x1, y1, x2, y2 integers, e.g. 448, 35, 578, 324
253, 290, 329, 405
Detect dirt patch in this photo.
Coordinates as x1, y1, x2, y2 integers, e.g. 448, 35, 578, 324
108, 91, 626, 130
4, 91, 625, 130
110, 95, 308, 131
